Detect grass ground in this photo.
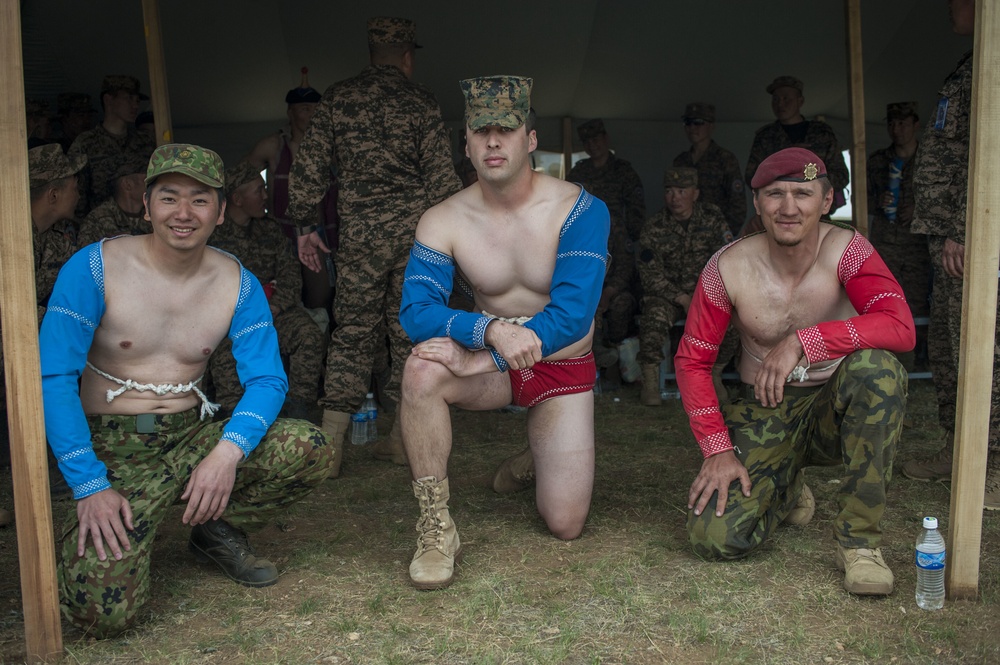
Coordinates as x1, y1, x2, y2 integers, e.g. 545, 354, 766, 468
0, 380, 998, 664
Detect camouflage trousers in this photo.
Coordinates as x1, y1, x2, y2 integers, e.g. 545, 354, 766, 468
60, 409, 332, 638
638, 297, 682, 365
688, 349, 906, 559
209, 306, 326, 410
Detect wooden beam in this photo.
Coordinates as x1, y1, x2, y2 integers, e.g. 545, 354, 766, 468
844, 0, 868, 234
947, 0, 999, 600
141, 0, 173, 145
0, 1, 63, 661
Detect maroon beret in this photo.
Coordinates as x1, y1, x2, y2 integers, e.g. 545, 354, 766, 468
750, 147, 828, 189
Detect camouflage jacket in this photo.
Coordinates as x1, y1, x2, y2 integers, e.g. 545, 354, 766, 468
78, 198, 148, 247
911, 51, 973, 244
637, 203, 732, 306
68, 124, 154, 215
286, 64, 461, 245
568, 154, 646, 241
866, 144, 920, 246
209, 213, 303, 314
673, 140, 746, 234
604, 218, 634, 294
744, 120, 850, 197
33, 219, 77, 309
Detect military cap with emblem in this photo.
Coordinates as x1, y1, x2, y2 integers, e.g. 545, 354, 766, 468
57, 92, 94, 116
682, 103, 715, 123
367, 16, 421, 48
225, 160, 264, 197
28, 143, 87, 190
286, 66, 322, 105
750, 147, 828, 189
577, 118, 606, 141
765, 75, 804, 95
886, 101, 919, 121
145, 143, 225, 189
460, 75, 533, 131
101, 75, 150, 101
663, 167, 698, 188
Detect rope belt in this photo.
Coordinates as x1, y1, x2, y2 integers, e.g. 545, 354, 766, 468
87, 362, 220, 420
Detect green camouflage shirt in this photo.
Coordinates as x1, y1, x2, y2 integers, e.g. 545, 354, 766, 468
744, 120, 850, 199
78, 198, 148, 247
68, 124, 155, 215
673, 140, 746, 234
568, 154, 646, 240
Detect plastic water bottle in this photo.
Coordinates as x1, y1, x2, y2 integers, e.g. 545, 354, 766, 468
915, 516, 946, 610
885, 157, 904, 222
362, 392, 378, 442
350, 411, 369, 446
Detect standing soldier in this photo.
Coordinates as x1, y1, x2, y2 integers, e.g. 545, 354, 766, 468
286, 17, 462, 474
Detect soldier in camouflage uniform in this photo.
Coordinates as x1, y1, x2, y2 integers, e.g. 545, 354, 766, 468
744, 76, 850, 214
69, 75, 155, 216
673, 103, 747, 236
679, 148, 913, 597
287, 17, 462, 468
865, 102, 929, 370
39, 144, 332, 638
77, 152, 150, 246
55, 92, 96, 153
208, 161, 326, 427
636, 167, 732, 406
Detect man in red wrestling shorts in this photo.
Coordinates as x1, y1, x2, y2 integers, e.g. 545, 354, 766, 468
677, 147, 914, 596
397, 75, 609, 590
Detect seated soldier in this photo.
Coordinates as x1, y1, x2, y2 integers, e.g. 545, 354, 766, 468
678, 148, 914, 596
77, 152, 150, 246
40, 144, 332, 638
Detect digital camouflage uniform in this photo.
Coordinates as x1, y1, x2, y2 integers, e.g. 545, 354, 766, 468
599, 218, 637, 343
78, 198, 148, 247
287, 60, 461, 413
69, 124, 155, 216
568, 153, 646, 241
674, 141, 746, 236
208, 212, 325, 410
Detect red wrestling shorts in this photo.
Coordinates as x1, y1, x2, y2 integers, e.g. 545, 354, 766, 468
509, 352, 596, 408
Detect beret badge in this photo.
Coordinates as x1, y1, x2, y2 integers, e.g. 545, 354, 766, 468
803, 163, 818, 181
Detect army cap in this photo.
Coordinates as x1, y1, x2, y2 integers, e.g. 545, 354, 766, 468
112, 151, 152, 182
101, 75, 150, 100
750, 147, 827, 189
225, 160, 263, 197
766, 75, 804, 95
577, 118, 606, 141
663, 167, 698, 189
367, 17, 421, 47
28, 143, 86, 190
57, 92, 94, 116
145, 143, 224, 189
460, 75, 533, 130
886, 101, 918, 121
682, 103, 715, 122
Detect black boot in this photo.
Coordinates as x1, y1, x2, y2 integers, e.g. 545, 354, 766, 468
189, 519, 278, 587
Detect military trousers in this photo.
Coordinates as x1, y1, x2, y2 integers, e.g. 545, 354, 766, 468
688, 349, 906, 560
60, 409, 331, 637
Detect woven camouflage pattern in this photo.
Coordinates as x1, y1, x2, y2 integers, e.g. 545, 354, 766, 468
744, 120, 849, 198
69, 124, 155, 214
886, 101, 918, 121
688, 349, 906, 559
766, 75, 803, 94
367, 16, 417, 46
225, 160, 263, 197
663, 167, 698, 188
682, 103, 715, 122
28, 143, 86, 190
460, 75, 532, 130
145, 143, 224, 189
101, 75, 148, 100
568, 154, 646, 241
637, 203, 731, 365
673, 140, 747, 235
78, 199, 148, 247
58, 410, 331, 637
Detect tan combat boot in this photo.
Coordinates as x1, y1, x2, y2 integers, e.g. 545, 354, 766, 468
320, 410, 350, 478
409, 476, 461, 590
901, 444, 953, 482
492, 446, 535, 493
782, 484, 815, 526
834, 543, 894, 595
371, 411, 408, 466
640, 363, 662, 406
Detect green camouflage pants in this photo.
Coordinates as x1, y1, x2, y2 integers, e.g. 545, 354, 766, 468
60, 409, 332, 638
688, 349, 906, 559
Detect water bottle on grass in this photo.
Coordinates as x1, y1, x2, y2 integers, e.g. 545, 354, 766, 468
915, 516, 946, 610
363, 392, 378, 442
350, 411, 369, 446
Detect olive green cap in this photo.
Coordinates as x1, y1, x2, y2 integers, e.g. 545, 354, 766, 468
663, 167, 698, 188
145, 143, 224, 189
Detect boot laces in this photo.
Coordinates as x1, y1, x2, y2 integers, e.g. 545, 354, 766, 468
415, 486, 445, 554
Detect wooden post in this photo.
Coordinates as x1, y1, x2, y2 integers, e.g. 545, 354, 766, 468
947, 0, 999, 600
0, 1, 64, 661
844, 0, 868, 234
141, 0, 173, 145
562, 116, 573, 179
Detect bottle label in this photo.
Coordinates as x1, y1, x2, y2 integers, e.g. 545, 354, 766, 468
915, 550, 946, 570
368, 409, 377, 419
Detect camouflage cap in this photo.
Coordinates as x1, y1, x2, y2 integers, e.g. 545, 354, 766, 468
766, 75, 804, 95
101, 75, 150, 101
112, 151, 152, 182
577, 118, 606, 141
28, 143, 86, 190
26, 99, 50, 118
886, 101, 919, 121
663, 167, 698, 189
682, 102, 715, 122
145, 143, 224, 189
225, 160, 263, 197
750, 147, 827, 189
367, 17, 421, 47
460, 75, 533, 130
57, 92, 94, 116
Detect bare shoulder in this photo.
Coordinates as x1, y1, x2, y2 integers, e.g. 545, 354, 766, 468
538, 172, 582, 207
414, 185, 478, 254
716, 233, 763, 275
818, 222, 856, 267
204, 246, 246, 287
247, 132, 282, 168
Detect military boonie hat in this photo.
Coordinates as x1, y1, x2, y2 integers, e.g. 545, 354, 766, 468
367, 16, 421, 48
28, 143, 86, 190
460, 75, 533, 130
145, 143, 224, 189
101, 75, 150, 101
886, 101, 918, 121
286, 66, 322, 104
577, 118, 606, 141
225, 160, 263, 197
663, 167, 698, 188
682, 103, 715, 122
766, 75, 804, 95
57, 92, 94, 116
750, 147, 827, 189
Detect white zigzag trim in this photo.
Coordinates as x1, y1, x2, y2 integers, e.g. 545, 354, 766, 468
682, 333, 720, 351
687, 406, 721, 417
232, 321, 272, 340
862, 292, 907, 314
557, 250, 609, 266
404, 274, 450, 295
559, 190, 592, 238
48, 306, 97, 329
413, 242, 454, 265
222, 433, 251, 454
233, 410, 269, 428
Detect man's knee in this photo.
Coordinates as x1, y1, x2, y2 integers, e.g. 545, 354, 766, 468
402, 355, 453, 400
687, 508, 760, 561
542, 510, 587, 541
845, 349, 907, 393
60, 562, 146, 639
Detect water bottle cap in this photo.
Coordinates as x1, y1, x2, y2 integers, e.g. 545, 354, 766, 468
366, 392, 375, 398
923, 516, 939, 529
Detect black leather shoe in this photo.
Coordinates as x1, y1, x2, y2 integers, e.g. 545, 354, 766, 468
189, 519, 278, 587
